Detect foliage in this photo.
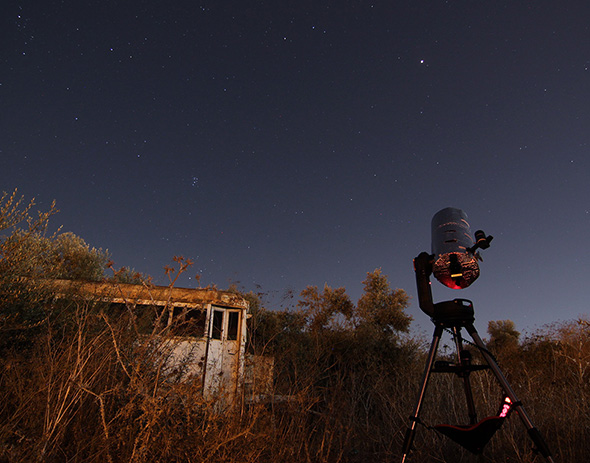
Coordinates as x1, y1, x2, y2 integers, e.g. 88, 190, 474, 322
298, 284, 354, 332
0, 189, 52, 233
487, 320, 520, 347
2, 230, 109, 281
240, 270, 418, 460
487, 319, 521, 363
0, 191, 111, 342
0, 193, 108, 281
293, 268, 411, 336
356, 268, 411, 333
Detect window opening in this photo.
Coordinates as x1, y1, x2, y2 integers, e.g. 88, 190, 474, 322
184, 308, 207, 337
227, 311, 240, 341
137, 304, 166, 334
212, 310, 223, 340
170, 306, 207, 337
112, 303, 166, 335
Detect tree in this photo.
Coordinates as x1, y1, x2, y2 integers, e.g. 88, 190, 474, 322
0, 190, 111, 338
294, 269, 411, 335
1, 229, 109, 280
487, 320, 521, 364
356, 268, 411, 334
0, 191, 58, 334
298, 284, 354, 333
0, 189, 109, 282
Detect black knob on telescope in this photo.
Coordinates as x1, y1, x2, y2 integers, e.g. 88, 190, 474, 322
431, 207, 480, 289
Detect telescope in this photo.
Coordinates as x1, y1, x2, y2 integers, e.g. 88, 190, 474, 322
414, 207, 493, 318
402, 208, 555, 463
431, 207, 492, 290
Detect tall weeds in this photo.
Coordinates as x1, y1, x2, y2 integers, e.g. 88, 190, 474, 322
2, 290, 589, 462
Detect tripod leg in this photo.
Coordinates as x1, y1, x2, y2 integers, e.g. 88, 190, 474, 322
465, 324, 555, 463
452, 327, 478, 424
401, 325, 443, 463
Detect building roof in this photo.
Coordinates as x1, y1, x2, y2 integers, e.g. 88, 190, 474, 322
49, 279, 249, 309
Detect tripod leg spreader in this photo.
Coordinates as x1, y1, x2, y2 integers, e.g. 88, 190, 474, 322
434, 416, 505, 455
434, 395, 513, 454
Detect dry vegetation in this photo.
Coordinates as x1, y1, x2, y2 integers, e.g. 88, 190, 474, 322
1, 191, 588, 462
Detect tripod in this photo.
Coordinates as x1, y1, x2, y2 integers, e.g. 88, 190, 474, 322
401, 253, 554, 463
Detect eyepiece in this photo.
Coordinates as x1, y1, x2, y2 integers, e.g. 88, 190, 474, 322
473, 230, 493, 250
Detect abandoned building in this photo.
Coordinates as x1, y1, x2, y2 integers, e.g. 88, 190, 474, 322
50, 279, 272, 404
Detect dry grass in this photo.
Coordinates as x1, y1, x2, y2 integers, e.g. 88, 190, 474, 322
1, 293, 589, 462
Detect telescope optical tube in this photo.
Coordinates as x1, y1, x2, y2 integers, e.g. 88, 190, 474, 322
431, 207, 480, 289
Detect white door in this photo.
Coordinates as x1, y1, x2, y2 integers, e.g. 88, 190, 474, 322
203, 307, 242, 402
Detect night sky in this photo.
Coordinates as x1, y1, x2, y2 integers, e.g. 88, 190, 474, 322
2, 1, 589, 336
